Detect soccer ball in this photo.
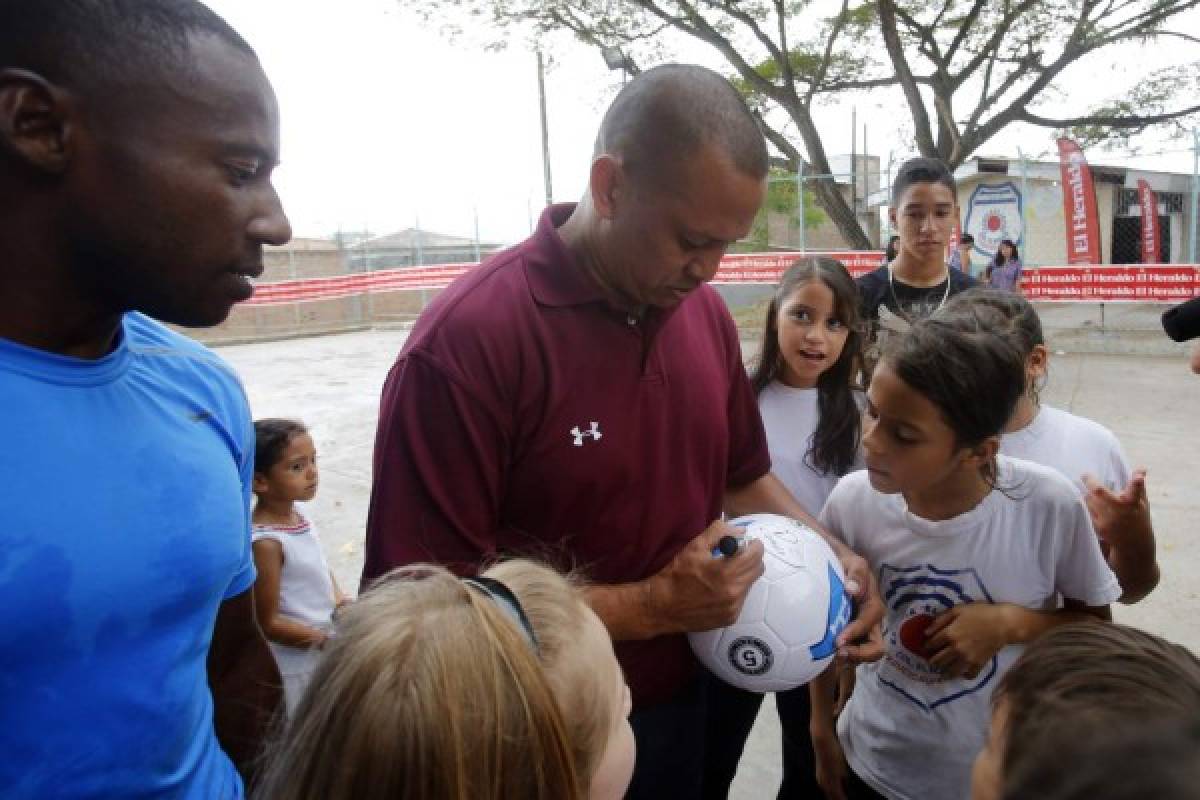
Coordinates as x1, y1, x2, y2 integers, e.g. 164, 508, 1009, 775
688, 513, 851, 692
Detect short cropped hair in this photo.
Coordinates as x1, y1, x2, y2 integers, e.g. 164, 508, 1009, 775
0, 0, 253, 96
1003, 718, 1200, 800
596, 64, 768, 188
994, 623, 1200, 789
892, 156, 956, 204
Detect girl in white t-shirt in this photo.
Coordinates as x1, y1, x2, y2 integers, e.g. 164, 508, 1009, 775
251, 418, 348, 715
810, 303, 1120, 800
942, 288, 1159, 603
704, 256, 865, 798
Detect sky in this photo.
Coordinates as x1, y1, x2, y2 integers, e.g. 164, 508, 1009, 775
206, 0, 1199, 245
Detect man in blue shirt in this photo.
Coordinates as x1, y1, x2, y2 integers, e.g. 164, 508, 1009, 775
0, 1, 291, 796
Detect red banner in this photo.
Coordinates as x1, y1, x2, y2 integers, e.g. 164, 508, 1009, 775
711, 250, 883, 283
241, 253, 1200, 307
1057, 138, 1103, 265
241, 252, 888, 307
1020, 265, 1198, 302
1137, 179, 1162, 264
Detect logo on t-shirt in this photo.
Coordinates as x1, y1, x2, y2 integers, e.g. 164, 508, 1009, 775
877, 563, 998, 711
570, 421, 603, 446
877, 305, 912, 335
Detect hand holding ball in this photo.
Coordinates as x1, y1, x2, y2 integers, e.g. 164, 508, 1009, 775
689, 514, 851, 692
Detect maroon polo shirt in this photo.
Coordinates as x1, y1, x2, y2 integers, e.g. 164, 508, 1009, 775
363, 203, 771, 708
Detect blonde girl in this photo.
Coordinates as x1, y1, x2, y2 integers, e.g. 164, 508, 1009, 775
256, 560, 633, 800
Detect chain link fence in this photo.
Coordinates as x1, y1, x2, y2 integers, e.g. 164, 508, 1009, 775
740, 152, 1200, 268
186, 147, 1200, 357
731, 152, 1200, 354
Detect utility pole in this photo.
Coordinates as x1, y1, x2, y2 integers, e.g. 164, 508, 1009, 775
1017, 148, 1029, 258
797, 161, 806, 253
472, 206, 482, 263
863, 123, 869, 196
536, 49, 553, 208
414, 215, 424, 267
1190, 128, 1199, 264
850, 107, 857, 219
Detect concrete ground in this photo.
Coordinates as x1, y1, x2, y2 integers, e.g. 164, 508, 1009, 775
220, 328, 1200, 799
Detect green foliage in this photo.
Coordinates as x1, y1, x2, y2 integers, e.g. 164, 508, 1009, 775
737, 170, 826, 252
1056, 61, 1200, 150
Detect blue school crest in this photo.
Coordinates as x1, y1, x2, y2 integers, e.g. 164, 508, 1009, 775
876, 563, 998, 712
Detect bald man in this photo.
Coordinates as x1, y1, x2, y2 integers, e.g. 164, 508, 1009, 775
363, 64, 880, 798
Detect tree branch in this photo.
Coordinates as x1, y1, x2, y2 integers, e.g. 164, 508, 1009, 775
967, 41, 1001, 132
964, 46, 1031, 134
957, 1, 1100, 158
893, 5, 943, 64
710, 0, 788, 69
755, 110, 804, 168
947, 0, 1042, 94
1092, 0, 1200, 37
657, 0, 793, 110
818, 74, 915, 92
878, 0, 937, 154
774, 0, 795, 92
806, 0, 852, 106
1020, 104, 1200, 128
1155, 29, 1200, 45
934, 93, 963, 163
944, 0, 990, 63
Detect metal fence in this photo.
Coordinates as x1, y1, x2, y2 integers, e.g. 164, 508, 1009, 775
184, 142, 1200, 355
746, 143, 1200, 272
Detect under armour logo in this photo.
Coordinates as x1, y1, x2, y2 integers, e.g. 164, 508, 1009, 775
570, 422, 602, 447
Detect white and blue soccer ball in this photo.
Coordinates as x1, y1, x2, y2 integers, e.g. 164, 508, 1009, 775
688, 513, 851, 692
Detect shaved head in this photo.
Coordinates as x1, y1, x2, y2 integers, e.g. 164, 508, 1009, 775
595, 64, 768, 189
0, 0, 254, 121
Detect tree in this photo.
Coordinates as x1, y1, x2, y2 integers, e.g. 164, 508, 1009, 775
737, 169, 827, 252
411, 0, 1200, 247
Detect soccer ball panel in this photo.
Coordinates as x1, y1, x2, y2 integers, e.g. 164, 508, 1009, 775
782, 643, 835, 686
763, 572, 826, 645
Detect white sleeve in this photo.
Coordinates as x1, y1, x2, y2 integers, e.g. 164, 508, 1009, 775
818, 477, 855, 549
1052, 495, 1122, 606
1104, 433, 1133, 492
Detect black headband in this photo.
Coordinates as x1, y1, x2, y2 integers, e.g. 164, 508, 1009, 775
463, 576, 540, 653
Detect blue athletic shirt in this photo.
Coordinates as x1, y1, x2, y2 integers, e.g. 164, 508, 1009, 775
0, 313, 255, 798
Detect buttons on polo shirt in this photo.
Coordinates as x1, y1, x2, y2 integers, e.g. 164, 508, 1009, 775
627, 315, 638, 326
